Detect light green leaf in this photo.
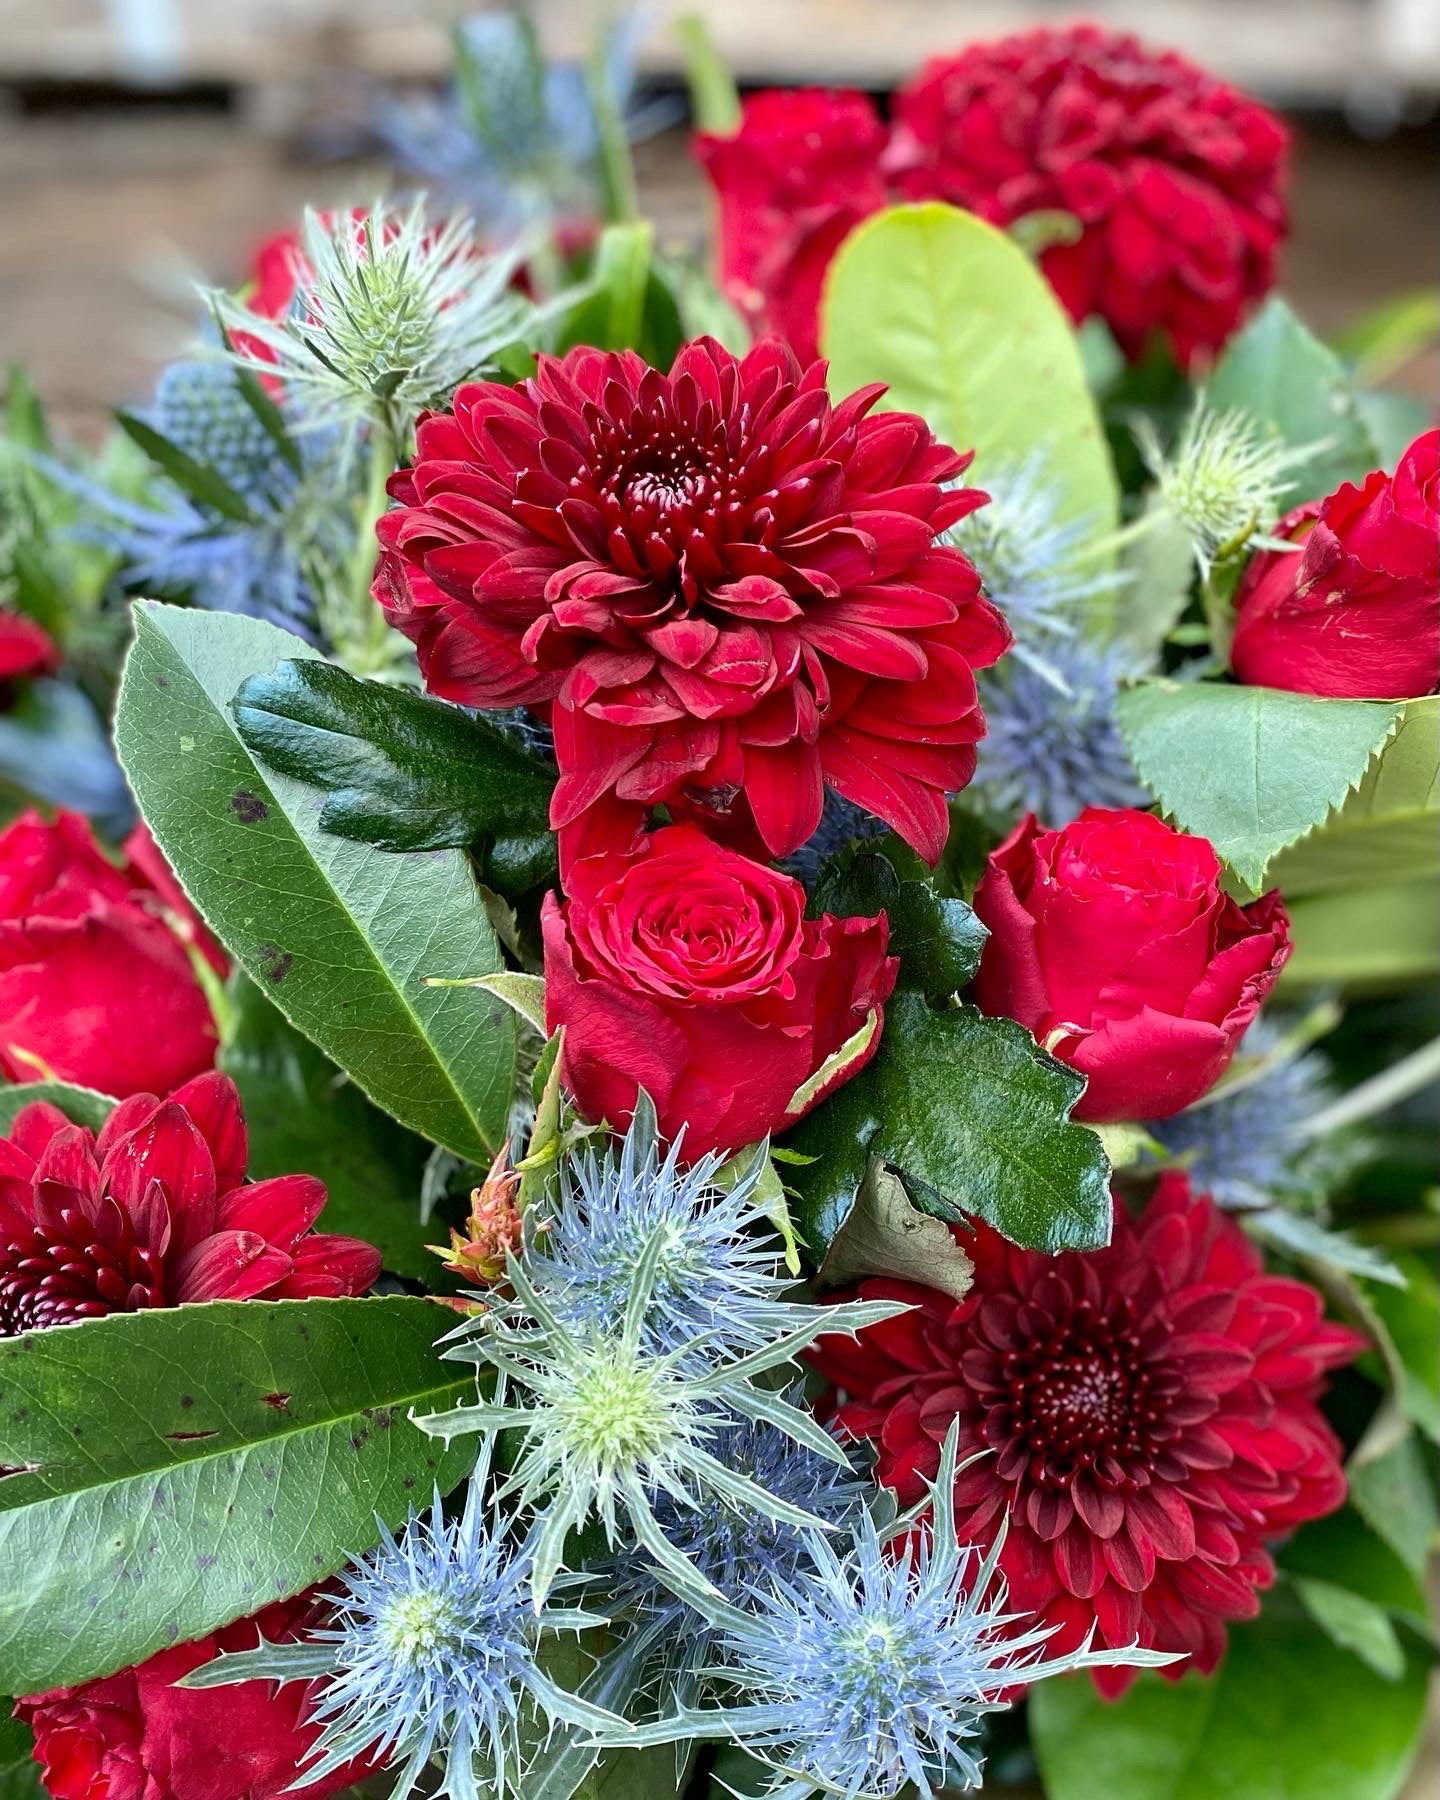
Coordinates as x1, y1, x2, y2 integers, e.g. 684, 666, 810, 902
114, 602, 514, 1161
0, 1082, 115, 1135
1208, 297, 1380, 506
219, 973, 436, 1280
1360, 1251, 1440, 1443
1113, 491, 1196, 661
1292, 1577, 1406, 1681
784, 992, 1111, 1259
1267, 696, 1439, 898
1030, 1595, 1429, 1800
1279, 1505, 1433, 1636
1281, 877, 1439, 991
816, 1159, 975, 1303
1349, 1430, 1440, 1580
821, 203, 1117, 563
1116, 679, 1402, 890
430, 970, 547, 1035
0, 1297, 475, 1693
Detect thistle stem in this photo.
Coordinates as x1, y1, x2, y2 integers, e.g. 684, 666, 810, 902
1297, 1035, 1440, 1139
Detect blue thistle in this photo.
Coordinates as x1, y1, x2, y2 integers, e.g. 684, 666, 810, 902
601, 1424, 1177, 1797
184, 1481, 621, 1800
1146, 1016, 1363, 1214
784, 788, 889, 885
526, 1116, 819, 1362
150, 360, 299, 511
973, 636, 1148, 826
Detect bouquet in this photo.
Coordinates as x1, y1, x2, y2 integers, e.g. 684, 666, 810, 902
1, 14, 1435, 1800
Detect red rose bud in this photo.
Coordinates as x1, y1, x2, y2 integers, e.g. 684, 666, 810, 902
541, 824, 898, 1160
971, 808, 1290, 1122
0, 1071, 381, 1334
886, 25, 1288, 368
693, 88, 889, 361
16, 1591, 377, 1800
373, 337, 1008, 873
0, 810, 224, 1097
0, 609, 60, 704
1231, 429, 1440, 700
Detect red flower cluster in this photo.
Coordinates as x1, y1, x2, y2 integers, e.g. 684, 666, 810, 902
0, 1071, 380, 1334
0, 811, 224, 1099
375, 336, 1008, 871
17, 1591, 376, 1800
972, 808, 1291, 1121
695, 25, 1287, 370
813, 1174, 1362, 1690
1232, 429, 1440, 700
542, 824, 896, 1158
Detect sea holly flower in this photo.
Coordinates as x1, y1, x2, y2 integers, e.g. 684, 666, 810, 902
1231, 428, 1440, 699
372, 336, 1010, 869
812, 1175, 1364, 1692
0, 1071, 380, 1334
886, 24, 1289, 367
971, 807, 1291, 1121
541, 824, 897, 1160
598, 1423, 1177, 1795
185, 1482, 622, 1800
417, 1218, 906, 1606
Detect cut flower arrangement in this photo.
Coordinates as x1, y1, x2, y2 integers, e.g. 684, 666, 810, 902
0, 13, 1437, 1800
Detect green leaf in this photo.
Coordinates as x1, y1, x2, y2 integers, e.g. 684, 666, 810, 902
1360, 1252, 1440, 1443
114, 603, 514, 1161
1349, 1430, 1440, 1580
219, 973, 436, 1281
783, 991, 1111, 1259
0, 1713, 40, 1800
816, 1159, 975, 1302
1030, 1595, 1430, 1800
811, 842, 987, 997
676, 10, 740, 132
0, 1082, 115, 1135
1116, 680, 1403, 890
1292, 1576, 1407, 1681
1331, 290, 1440, 387
1354, 390, 1432, 470
1282, 877, 1439, 992
1113, 491, 1196, 661
231, 657, 555, 855
0, 1296, 475, 1693
1267, 696, 1439, 899
1208, 297, 1381, 506
113, 410, 258, 524
1279, 1506, 1433, 1634
821, 204, 1117, 560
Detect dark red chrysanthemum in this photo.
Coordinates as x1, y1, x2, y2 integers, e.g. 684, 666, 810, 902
886, 25, 1289, 367
374, 337, 1010, 869
0, 1072, 381, 1334
812, 1174, 1362, 1692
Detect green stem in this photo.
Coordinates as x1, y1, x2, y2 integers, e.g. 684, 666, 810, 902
587, 44, 640, 225
342, 413, 398, 671
1297, 1035, 1440, 1140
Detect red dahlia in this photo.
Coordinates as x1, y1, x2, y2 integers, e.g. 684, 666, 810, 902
886, 25, 1289, 367
0, 1072, 381, 1335
813, 1174, 1362, 1691
373, 337, 1009, 868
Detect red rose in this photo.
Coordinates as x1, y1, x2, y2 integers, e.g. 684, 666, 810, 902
373, 337, 1008, 872
0, 1070, 381, 1334
0, 811, 223, 1097
1231, 430, 1440, 699
16, 1591, 375, 1800
971, 808, 1290, 1121
812, 1174, 1363, 1692
693, 89, 889, 361
0, 610, 59, 704
886, 25, 1288, 367
541, 823, 897, 1159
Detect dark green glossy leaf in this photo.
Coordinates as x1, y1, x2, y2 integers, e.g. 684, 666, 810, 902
1030, 1594, 1430, 1800
783, 991, 1111, 1261
0, 1297, 474, 1693
113, 410, 257, 524
114, 604, 514, 1160
811, 842, 987, 997
219, 974, 436, 1280
0, 1082, 114, 1135
231, 657, 555, 855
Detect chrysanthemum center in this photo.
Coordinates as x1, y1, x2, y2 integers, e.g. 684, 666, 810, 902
1002, 1309, 1168, 1476
0, 1226, 163, 1336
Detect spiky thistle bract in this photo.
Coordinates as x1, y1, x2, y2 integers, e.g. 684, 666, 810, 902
183, 1479, 621, 1800
599, 1424, 1180, 1799
212, 199, 530, 437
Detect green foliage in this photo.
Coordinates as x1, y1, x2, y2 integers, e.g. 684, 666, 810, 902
783, 990, 1112, 1260
114, 603, 515, 1160
1030, 1595, 1430, 1800
1360, 1252, 1440, 1443
821, 204, 1118, 561
0, 1297, 475, 1693
0, 1081, 114, 1135
554, 222, 685, 368
114, 407, 258, 523
810, 841, 988, 998
1208, 298, 1380, 507
0, 1714, 40, 1800
219, 973, 437, 1280
1348, 1430, 1440, 1580
1279, 1505, 1433, 1635
1331, 289, 1440, 388
231, 656, 555, 855
1281, 878, 1439, 992
1116, 679, 1402, 891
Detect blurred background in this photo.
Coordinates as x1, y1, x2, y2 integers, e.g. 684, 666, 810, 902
1, 0, 1437, 440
